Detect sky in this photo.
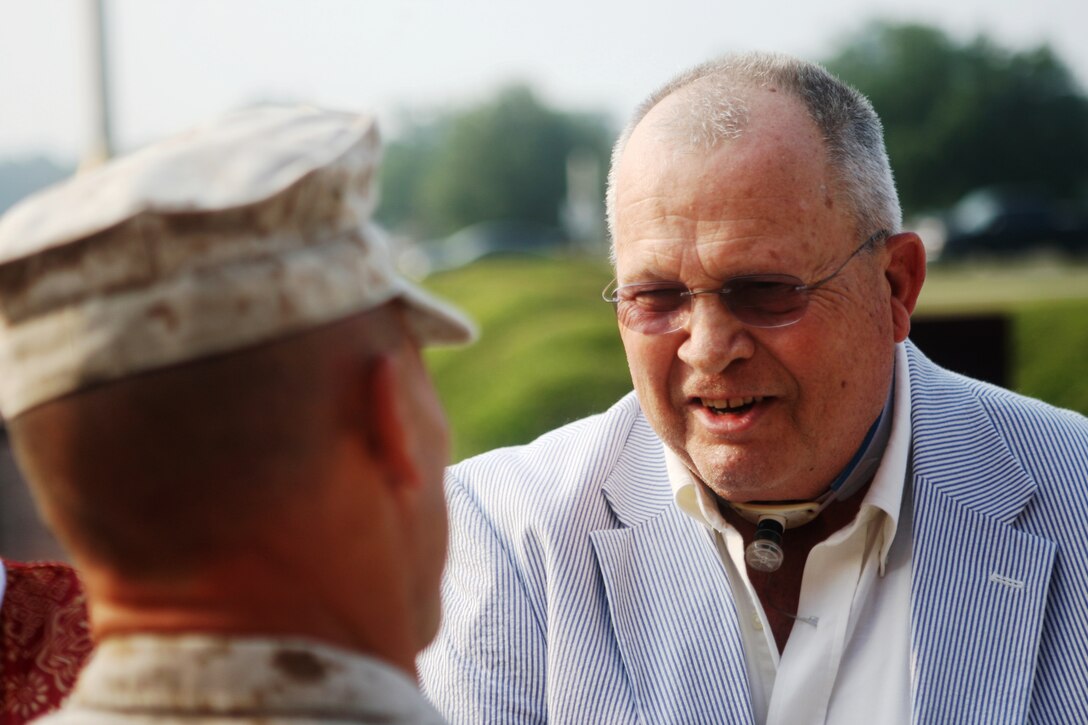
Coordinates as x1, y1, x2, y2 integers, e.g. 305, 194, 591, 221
3, 0, 1088, 164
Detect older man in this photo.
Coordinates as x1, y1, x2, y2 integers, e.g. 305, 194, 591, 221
418, 53, 1088, 723
0, 106, 474, 723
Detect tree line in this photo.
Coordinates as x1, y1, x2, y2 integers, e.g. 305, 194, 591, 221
377, 21, 1088, 244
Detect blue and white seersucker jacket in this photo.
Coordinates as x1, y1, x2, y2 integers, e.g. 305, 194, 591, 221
418, 341, 1088, 724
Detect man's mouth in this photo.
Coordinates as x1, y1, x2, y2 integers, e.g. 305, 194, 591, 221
699, 396, 764, 415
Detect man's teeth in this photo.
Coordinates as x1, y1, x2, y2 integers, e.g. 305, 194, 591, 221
703, 396, 762, 412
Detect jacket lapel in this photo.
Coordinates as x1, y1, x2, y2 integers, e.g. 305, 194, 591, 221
907, 343, 1057, 723
591, 414, 755, 724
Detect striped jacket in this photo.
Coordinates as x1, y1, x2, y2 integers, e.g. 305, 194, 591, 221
418, 341, 1088, 723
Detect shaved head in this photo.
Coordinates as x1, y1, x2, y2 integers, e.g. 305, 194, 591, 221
10, 306, 406, 580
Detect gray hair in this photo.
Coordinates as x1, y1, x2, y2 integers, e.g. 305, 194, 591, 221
605, 52, 901, 258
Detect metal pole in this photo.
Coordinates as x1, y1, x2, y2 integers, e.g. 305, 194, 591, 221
83, 0, 113, 169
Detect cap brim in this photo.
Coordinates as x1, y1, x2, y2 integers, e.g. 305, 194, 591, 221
395, 280, 477, 346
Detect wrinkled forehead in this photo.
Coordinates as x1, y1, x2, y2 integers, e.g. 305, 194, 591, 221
611, 91, 855, 279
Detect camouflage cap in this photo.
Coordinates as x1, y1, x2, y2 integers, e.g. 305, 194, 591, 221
0, 106, 475, 418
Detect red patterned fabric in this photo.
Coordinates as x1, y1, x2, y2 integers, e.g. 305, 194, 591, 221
0, 561, 93, 724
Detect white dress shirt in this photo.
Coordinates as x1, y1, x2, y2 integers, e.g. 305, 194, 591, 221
670, 344, 914, 724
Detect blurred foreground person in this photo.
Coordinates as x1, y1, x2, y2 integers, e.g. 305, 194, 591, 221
418, 53, 1088, 722
0, 106, 473, 723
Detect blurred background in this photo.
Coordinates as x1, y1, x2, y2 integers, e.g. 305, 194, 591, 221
2, 0, 1087, 559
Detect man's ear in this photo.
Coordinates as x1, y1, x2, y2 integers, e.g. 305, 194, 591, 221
358, 354, 422, 491
883, 232, 927, 343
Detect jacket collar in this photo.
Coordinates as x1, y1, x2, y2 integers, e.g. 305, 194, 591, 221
598, 394, 674, 529
905, 340, 1037, 523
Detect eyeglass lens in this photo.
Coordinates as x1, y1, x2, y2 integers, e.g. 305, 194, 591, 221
614, 275, 809, 334
607, 230, 887, 334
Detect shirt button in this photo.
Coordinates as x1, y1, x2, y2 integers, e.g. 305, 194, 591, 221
752, 615, 763, 631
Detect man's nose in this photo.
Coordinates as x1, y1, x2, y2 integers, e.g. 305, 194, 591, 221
676, 293, 755, 373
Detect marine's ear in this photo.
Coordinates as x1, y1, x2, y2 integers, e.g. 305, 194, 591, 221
354, 353, 422, 491
883, 232, 927, 342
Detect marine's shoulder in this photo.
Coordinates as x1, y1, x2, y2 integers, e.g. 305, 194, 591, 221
35, 711, 380, 724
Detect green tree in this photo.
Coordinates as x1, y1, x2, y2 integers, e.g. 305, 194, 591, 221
824, 22, 1088, 215
377, 116, 447, 238
377, 85, 612, 239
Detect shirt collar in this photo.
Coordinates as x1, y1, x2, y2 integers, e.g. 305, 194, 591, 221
865, 342, 912, 570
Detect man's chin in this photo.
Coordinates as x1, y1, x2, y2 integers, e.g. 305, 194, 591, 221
686, 455, 788, 504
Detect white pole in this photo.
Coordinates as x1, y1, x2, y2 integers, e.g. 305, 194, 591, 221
82, 0, 113, 169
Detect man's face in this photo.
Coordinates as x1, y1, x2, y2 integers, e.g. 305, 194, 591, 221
612, 90, 899, 503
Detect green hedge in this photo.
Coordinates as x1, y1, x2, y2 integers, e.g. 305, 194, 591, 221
423, 257, 629, 461
1013, 298, 1088, 414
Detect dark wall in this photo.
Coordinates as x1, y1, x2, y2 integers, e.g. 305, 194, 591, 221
910, 314, 1009, 388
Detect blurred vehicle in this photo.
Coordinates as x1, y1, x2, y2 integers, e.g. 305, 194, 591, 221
939, 188, 1088, 261
412, 220, 567, 275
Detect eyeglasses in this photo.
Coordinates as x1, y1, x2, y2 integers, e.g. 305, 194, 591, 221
603, 229, 889, 334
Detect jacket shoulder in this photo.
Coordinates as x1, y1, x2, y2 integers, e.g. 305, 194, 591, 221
443, 390, 676, 539
448, 391, 645, 505
907, 341, 1088, 497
